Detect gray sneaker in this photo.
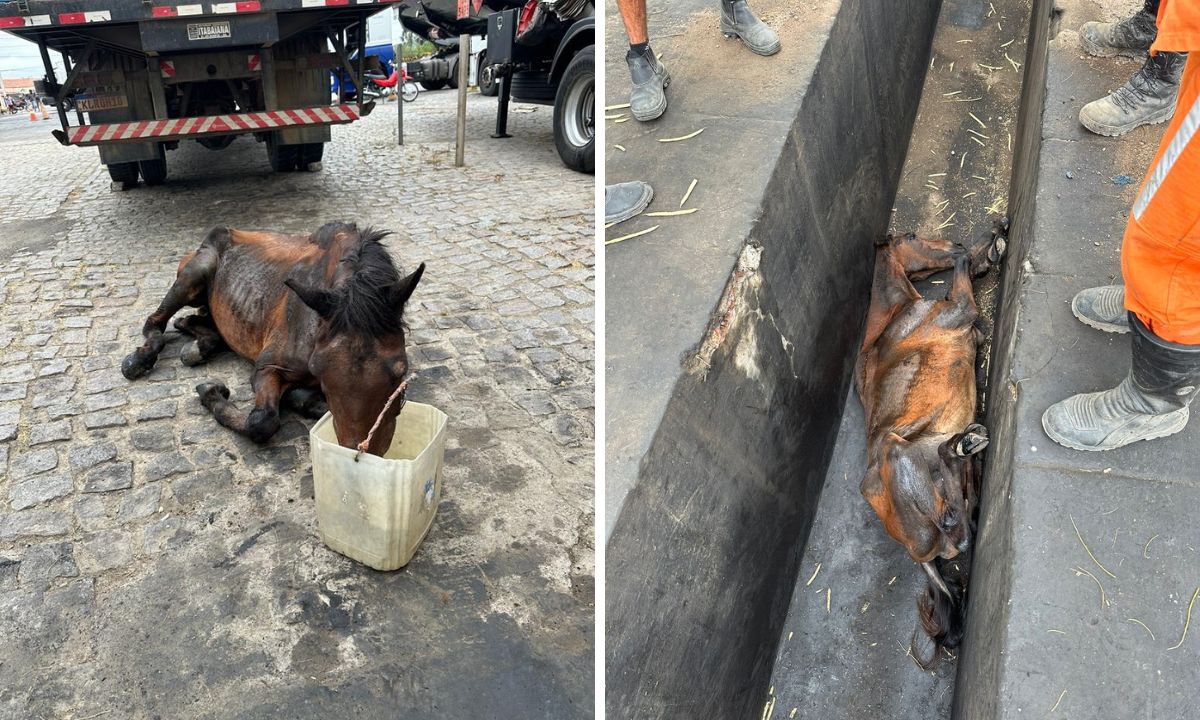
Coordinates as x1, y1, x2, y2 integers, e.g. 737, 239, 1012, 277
605, 181, 654, 225
1079, 10, 1157, 58
627, 50, 670, 122
719, 0, 780, 57
1072, 285, 1130, 334
1079, 51, 1185, 136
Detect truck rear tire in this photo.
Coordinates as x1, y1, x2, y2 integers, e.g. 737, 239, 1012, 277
421, 80, 447, 91
139, 145, 168, 186
447, 57, 459, 90
267, 134, 298, 172
299, 142, 324, 171
107, 162, 139, 185
478, 54, 499, 96
553, 46, 595, 174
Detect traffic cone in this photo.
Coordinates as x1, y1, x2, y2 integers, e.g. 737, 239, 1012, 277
29, 109, 37, 121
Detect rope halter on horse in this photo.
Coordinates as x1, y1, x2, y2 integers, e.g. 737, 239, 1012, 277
354, 374, 413, 461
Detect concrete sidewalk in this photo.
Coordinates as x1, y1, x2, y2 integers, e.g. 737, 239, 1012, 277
956, 1, 1200, 716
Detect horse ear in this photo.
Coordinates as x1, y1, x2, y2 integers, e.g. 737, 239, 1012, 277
390, 262, 426, 309
284, 279, 336, 318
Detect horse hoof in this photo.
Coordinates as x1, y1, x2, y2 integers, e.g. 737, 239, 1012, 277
181, 341, 205, 367
195, 381, 230, 407
988, 236, 1007, 264
121, 351, 153, 380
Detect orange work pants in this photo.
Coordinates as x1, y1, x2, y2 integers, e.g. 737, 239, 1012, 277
1122, 54, 1200, 345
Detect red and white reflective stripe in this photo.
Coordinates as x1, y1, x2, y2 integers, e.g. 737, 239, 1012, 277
0, 15, 51, 28
247, 54, 261, 72
302, 0, 350, 5
160, 61, 177, 78
210, 1, 261, 13
67, 105, 359, 145
58, 11, 112, 24
150, 4, 204, 16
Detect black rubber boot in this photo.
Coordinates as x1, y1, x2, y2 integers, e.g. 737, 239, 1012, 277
1042, 314, 1200, 451
1079, 51, 1186, 136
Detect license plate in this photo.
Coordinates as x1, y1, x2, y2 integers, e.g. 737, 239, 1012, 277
76, 93, 128, 112
187, 20, 231, 41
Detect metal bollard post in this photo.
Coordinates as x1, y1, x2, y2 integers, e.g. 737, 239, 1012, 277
454, 34, 469, 167
395, 44, 404, 146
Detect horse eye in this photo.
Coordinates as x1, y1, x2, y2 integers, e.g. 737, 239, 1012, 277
940, 509, 960, 530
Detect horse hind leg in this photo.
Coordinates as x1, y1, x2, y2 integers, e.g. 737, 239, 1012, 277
173, 310, 228, 367
122, 247, 217, 380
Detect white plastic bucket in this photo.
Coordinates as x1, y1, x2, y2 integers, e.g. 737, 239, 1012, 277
309, 401, 448, 571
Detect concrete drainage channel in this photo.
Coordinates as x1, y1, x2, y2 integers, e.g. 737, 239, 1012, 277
606, 0, 1044, 717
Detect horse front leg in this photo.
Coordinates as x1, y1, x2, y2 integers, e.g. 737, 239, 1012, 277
122, 247, 216, 380
196, 368, 285, 444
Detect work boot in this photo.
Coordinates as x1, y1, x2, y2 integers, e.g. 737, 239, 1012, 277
1079, 51, 1185, 136
605, 181, 654, 225
1072, 285, 1130, 334
1079, 9, 1158, 58
1042, 314, 1200, 451
719, 0, 780, 57
626, 49, 670, 122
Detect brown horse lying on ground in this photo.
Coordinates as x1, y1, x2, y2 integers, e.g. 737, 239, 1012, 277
855, 224, 1004, 667
122, 222, 425, 456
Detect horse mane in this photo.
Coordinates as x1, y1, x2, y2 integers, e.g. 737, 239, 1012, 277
316, 223, 407, 336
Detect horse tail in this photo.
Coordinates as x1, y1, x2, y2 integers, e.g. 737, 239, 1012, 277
912, 575, 966, 670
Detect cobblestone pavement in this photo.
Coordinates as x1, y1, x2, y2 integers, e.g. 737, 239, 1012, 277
0, 91, 594, 719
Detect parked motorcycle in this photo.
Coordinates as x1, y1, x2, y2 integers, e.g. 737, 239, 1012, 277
361, 66, 420, 103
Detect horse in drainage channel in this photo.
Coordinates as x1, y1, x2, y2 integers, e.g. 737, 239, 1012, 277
122, 221, 426, 456
854, 221, 1006, 668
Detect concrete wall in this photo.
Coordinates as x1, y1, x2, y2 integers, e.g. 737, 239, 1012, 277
604, 2, 942, 717
952, 1, 1052, 717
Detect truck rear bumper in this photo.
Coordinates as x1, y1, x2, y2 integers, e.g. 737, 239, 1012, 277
55, 102, 366, 146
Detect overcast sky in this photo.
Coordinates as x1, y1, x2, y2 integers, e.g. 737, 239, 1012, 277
1, 32, 66, 80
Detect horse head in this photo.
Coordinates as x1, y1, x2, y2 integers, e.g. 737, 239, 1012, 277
284, 228, 425, 456
861, 423, 988, 565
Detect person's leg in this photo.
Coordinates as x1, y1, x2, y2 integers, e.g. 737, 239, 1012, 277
718, 0, 780, 57
1079, 0, 1185, 136
617, 0, 670, 122
617, 0, 648, 45
1043, 56, 1200, 451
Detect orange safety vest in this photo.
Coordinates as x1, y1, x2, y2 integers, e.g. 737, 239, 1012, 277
1122, 0, 1200, 343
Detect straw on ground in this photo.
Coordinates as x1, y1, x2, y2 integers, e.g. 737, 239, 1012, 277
1168, 586, 1200, 651
1070, 515, 1116, 578
658, 128, 705, 143
606, 226, 659, 246
679, 178, 698, 208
